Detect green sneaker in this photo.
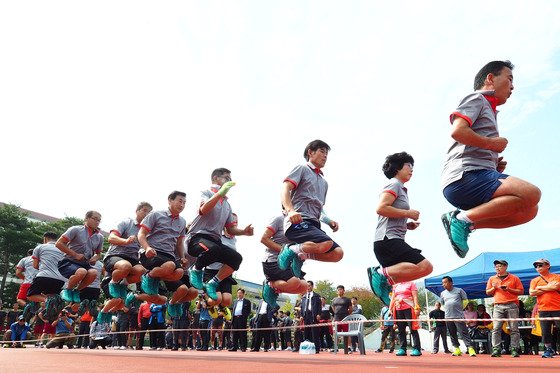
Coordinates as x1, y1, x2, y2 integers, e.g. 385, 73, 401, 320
278, 245, 297, 271
395, 348, 407, 356
22, 301, 38, 322
291, 256, 304, 278
125, 292, 138, 308
511, 348, 519, 358
61, 289, 74, 303
452, 347, 462, 356
71, 289, 81, 303
109, 282, 127, 299
367, 267, 391, 306
141, 274, 159, 295
441, 211, 471, 258
189, 269, 204, 290
262, 283, 279, 308
491, 346, 502, 357
204, 280, 219, 301
410, 348, 422, 356
167, 303, 183, 317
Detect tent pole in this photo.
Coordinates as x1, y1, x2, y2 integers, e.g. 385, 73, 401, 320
425, 288, 433, 352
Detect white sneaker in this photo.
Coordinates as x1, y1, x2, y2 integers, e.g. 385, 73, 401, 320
119, 346, 127, 350
284, 347, 292, 351
270, 347, 276, 351
157, 347, 163, 351
113, 346, 120, 350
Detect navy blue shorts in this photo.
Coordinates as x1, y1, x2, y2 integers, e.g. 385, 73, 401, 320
443, 169, 508, 210
58, 258, 93, 279
285, 220, 339, 253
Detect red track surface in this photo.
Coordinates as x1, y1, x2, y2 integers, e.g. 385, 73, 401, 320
0, 348, 555, 373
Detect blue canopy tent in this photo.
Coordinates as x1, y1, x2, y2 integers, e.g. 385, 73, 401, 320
424, 248, 560, 299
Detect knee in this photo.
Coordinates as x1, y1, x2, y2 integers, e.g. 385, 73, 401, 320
419, 261, 433, 277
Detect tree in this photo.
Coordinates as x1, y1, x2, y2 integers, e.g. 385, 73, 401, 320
315, 279, 336, 302
0, 204, 38, 301
346, 286, 383, 321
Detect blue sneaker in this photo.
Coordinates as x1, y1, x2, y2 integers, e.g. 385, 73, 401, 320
367, 267, 391, 306
262, 283, 279, 308
291, 256, 304, 278
278, 245, 297, 271
411, 348, 422, 356
441, 210, 471, 258
204, 280, 219, 301
189, 269, 204, 290
61, 289, 74, 302
542, 347, 554, 358
395, 348, 407, 356
141, 274, 159, 295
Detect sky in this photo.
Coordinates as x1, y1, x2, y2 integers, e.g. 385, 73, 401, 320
2, 1, 560, 290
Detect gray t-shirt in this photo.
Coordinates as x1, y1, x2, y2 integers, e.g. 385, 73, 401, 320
283, 162, 328, 232
87, 261, 104, 289
61, 225, 104, 261
263, 215, 291, 263
32, 241, 66, 281
16, 256, 38, 284
442, 90, 501, 189
140, 209, 186, 257
440, 287, 468, 319
106, 217, 142, 259
374, 178, 409, 241
186, 186, 235, 243
331, 296, 351, 321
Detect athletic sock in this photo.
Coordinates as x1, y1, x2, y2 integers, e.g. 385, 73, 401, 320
382, 267, 396, 285
289, 244, 302, 254
300, 253, 315, 260
211, 276, 220, 284
456, 212, 473, 224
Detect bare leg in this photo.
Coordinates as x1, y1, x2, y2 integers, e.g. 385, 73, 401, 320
385, 259, 433, 283
466, 176, 540, 228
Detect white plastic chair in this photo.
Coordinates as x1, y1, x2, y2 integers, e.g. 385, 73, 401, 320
333, 314, 367, 355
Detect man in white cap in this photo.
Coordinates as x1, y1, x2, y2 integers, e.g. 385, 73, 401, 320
485, 259, 523, 357
529, 258, 560, 358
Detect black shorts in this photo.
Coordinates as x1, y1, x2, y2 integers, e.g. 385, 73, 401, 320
262, 261, 303, 282
164, 272, 191, 292
79, 287, 101, 301
373, 237, 425, 267
103, 254, 140, 273
139, 251, 179, 271
27, 277, 65, 297
187, 234, 243, 270
203, 268, 236, 294
285, 219, 339, 253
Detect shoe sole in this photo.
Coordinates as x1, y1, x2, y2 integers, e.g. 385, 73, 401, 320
441, 213, 468, 258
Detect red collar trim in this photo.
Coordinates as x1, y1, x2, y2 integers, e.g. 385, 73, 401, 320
85, 225, 99, 236
307, 164, 323, 175
483, 94, 498, 113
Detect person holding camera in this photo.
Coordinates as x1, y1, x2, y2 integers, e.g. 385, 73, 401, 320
196, 294, 212, 351
486, 259, 524, 357
45, 310, 76, 349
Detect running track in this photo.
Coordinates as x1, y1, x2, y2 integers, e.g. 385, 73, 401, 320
1, 348, 555, 373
